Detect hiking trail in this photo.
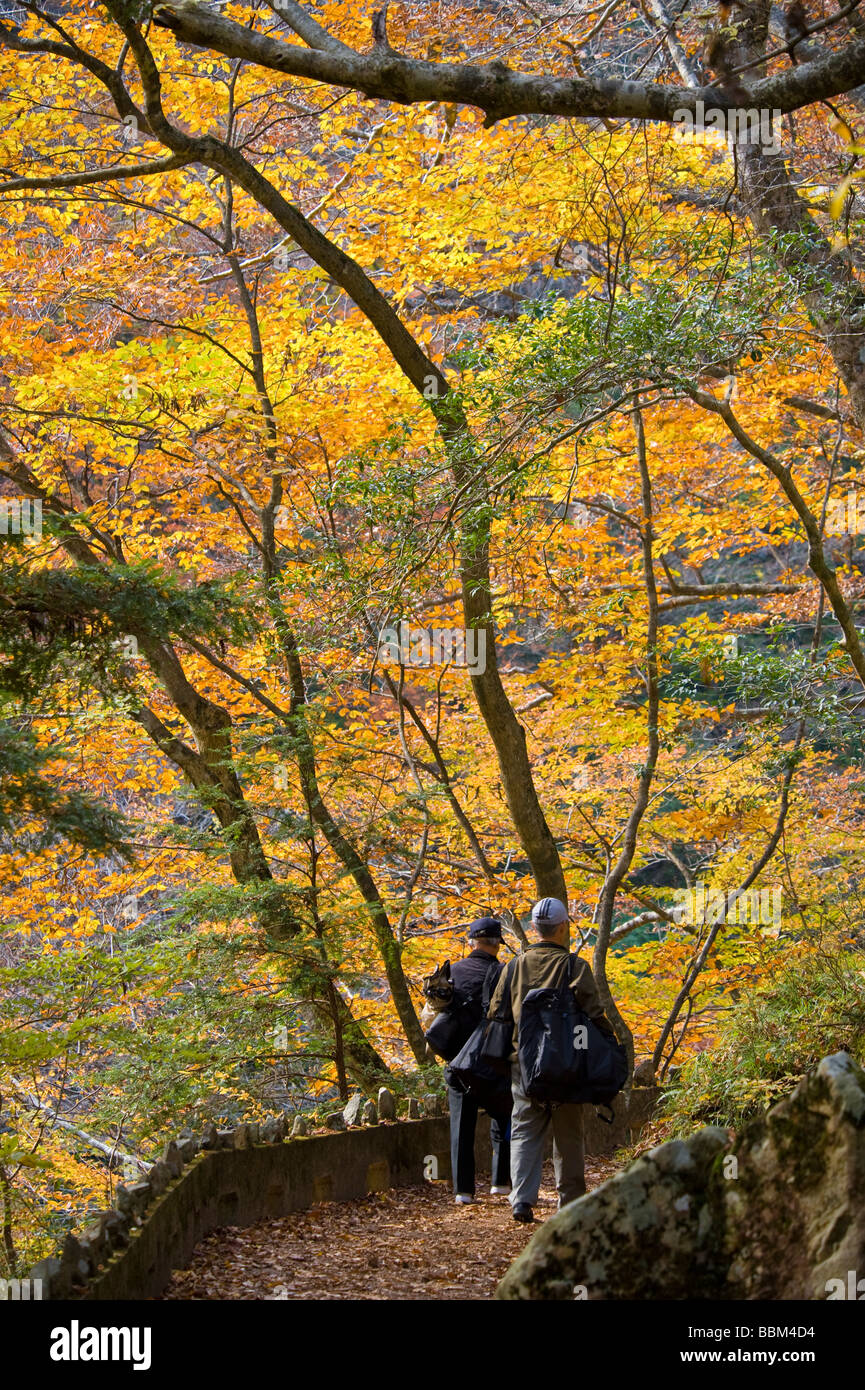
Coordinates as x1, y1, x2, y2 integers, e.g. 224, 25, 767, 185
161, 1156, 621, 1300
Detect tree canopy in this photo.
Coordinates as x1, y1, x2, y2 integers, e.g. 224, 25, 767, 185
1, 0, 865, 1270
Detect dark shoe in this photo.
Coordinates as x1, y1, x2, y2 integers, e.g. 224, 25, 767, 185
513, 1202, 534, 1223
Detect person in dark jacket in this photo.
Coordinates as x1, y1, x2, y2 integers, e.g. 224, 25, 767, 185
447, 917, 512, 1205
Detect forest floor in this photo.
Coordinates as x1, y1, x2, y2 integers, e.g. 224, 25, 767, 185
162, 1154, 621, 1300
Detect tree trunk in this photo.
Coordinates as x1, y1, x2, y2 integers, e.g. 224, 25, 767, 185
706, 0, 865, 427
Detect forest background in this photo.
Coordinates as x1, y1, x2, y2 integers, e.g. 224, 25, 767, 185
2, 0, 865, 1273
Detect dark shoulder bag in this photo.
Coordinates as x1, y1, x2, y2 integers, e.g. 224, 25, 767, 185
568, 954, 629, 1118
444, 961, 513, 1115
479, 956, 516, 1072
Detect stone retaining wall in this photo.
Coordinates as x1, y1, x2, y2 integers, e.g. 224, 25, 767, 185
30, 1086, 659, 1301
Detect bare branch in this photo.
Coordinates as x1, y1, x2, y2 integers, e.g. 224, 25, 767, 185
265, 0, 356, 54
150, 4, 865, 124
0, 153, 190, 194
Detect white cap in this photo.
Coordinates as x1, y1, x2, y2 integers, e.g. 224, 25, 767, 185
531, 897, 569, 927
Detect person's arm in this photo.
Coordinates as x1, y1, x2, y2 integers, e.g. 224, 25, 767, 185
486, 959, 514, 1020
572, 958, 617, 1036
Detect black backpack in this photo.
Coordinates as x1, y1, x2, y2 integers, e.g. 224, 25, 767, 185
444, 964, 513, 1117
518, 954, 628, 1109
424, 961, 489, 1063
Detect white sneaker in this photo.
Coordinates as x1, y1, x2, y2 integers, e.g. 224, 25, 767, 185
454, 1193, 475, 1205
490, 1186, 511, 1195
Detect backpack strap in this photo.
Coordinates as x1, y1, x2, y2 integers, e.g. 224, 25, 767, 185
488, 955, 516, 1021
481, 960, 496, 1013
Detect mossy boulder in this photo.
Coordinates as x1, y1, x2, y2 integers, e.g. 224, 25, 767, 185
497, 1126, 730, 1299
496, 1053, 865, 1301
722, 1051, 865, 1299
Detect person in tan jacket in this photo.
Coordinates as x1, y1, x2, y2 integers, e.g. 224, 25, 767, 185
487, 896, 616, 1223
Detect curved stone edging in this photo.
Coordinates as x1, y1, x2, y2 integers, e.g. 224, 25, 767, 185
28, 1086, 659, 1301
34, 1115, 452, 1300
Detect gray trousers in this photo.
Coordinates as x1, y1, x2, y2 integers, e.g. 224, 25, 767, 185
509, 1062, 586, 1208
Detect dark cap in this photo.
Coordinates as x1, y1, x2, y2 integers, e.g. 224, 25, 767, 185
467, 916, 504, 940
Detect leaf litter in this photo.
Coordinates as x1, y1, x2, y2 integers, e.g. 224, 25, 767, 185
162, 1155, 620, 1300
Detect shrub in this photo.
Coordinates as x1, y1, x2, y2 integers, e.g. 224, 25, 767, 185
662, 940, 865, 1135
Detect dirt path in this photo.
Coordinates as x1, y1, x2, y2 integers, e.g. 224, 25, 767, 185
162, 1156, 620, 1300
